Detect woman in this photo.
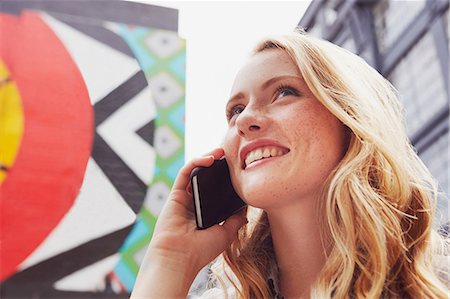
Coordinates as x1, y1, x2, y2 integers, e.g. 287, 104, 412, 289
130, 31, 449, 298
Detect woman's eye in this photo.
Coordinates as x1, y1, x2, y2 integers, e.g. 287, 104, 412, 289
275, 85, 299, 100
227, 105, 245, 121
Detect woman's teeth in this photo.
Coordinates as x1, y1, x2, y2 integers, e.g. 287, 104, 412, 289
244, 146, 286, 168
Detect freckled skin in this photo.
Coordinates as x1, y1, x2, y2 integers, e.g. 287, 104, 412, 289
223, 50, 347, 210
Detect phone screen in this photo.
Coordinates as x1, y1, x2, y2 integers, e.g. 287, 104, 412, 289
190, 158, 246, 229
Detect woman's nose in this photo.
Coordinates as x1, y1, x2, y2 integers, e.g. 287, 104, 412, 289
236, 105, 267, 137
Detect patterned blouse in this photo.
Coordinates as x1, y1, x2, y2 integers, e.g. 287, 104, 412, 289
191, 263, 285, 299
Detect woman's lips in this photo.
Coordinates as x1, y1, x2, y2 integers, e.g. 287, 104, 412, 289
239, 139, 290, 169
244, 146, 289, 169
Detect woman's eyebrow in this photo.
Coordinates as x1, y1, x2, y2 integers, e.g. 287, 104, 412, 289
261, 75, 303, 90
226, 75, 303, 107
226, 92, 245, 107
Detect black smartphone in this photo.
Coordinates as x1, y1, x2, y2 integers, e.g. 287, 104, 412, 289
190, 157, 246, 230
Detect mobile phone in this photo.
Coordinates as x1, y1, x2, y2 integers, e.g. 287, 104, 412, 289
190, 157, 246, 230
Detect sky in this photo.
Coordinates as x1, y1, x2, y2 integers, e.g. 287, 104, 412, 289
134, 1, 311, 160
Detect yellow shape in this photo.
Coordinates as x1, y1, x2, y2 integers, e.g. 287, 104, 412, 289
0, 58, 24, 184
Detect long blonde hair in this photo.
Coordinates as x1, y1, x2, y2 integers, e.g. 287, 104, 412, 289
210, 31, 449, 298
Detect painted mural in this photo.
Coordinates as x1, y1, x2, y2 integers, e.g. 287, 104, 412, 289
0, 1, 185, 298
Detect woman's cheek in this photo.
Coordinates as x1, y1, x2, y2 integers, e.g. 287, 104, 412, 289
223, 133, 234, 160
223, 131, 239, 174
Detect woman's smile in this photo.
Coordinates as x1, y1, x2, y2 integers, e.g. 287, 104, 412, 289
244, 147, 289, 169
239, 138, 290, 169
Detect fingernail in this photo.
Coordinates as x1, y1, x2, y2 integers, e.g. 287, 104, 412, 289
186, 185, 193, 195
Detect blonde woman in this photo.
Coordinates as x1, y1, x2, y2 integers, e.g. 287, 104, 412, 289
131, 31, 450, 298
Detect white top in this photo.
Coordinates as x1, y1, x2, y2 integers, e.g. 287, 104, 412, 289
190, 255, 450, 298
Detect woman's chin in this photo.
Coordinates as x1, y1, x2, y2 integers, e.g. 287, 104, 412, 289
239, 187, 287, 210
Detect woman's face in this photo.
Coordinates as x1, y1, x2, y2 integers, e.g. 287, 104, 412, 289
223, 49, 348, 210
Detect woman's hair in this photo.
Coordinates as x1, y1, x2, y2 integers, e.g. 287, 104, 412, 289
209, 30, 449, 298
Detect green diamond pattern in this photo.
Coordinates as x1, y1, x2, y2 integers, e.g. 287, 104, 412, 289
112, 26, 185, 292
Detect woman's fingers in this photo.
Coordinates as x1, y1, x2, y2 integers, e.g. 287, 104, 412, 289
209, 147, 225, 160
172, 148, 224, 192
172, 155, 214, 192
162, 148, 225, 217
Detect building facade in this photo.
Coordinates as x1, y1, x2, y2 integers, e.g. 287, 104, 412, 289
298, 0, 449, 229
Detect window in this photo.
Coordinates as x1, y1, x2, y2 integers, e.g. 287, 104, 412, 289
419, 133, 449, 227
373, 0, 426, 52
388, 32, 447, 137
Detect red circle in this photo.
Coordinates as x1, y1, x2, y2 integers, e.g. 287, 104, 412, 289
0, 12, 93, 281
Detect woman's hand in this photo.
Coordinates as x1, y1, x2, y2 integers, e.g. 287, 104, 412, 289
151, 147, 247, 269
131, 148, 247, 299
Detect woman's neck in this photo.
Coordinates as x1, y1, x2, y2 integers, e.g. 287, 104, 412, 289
267, 197, 328, 298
